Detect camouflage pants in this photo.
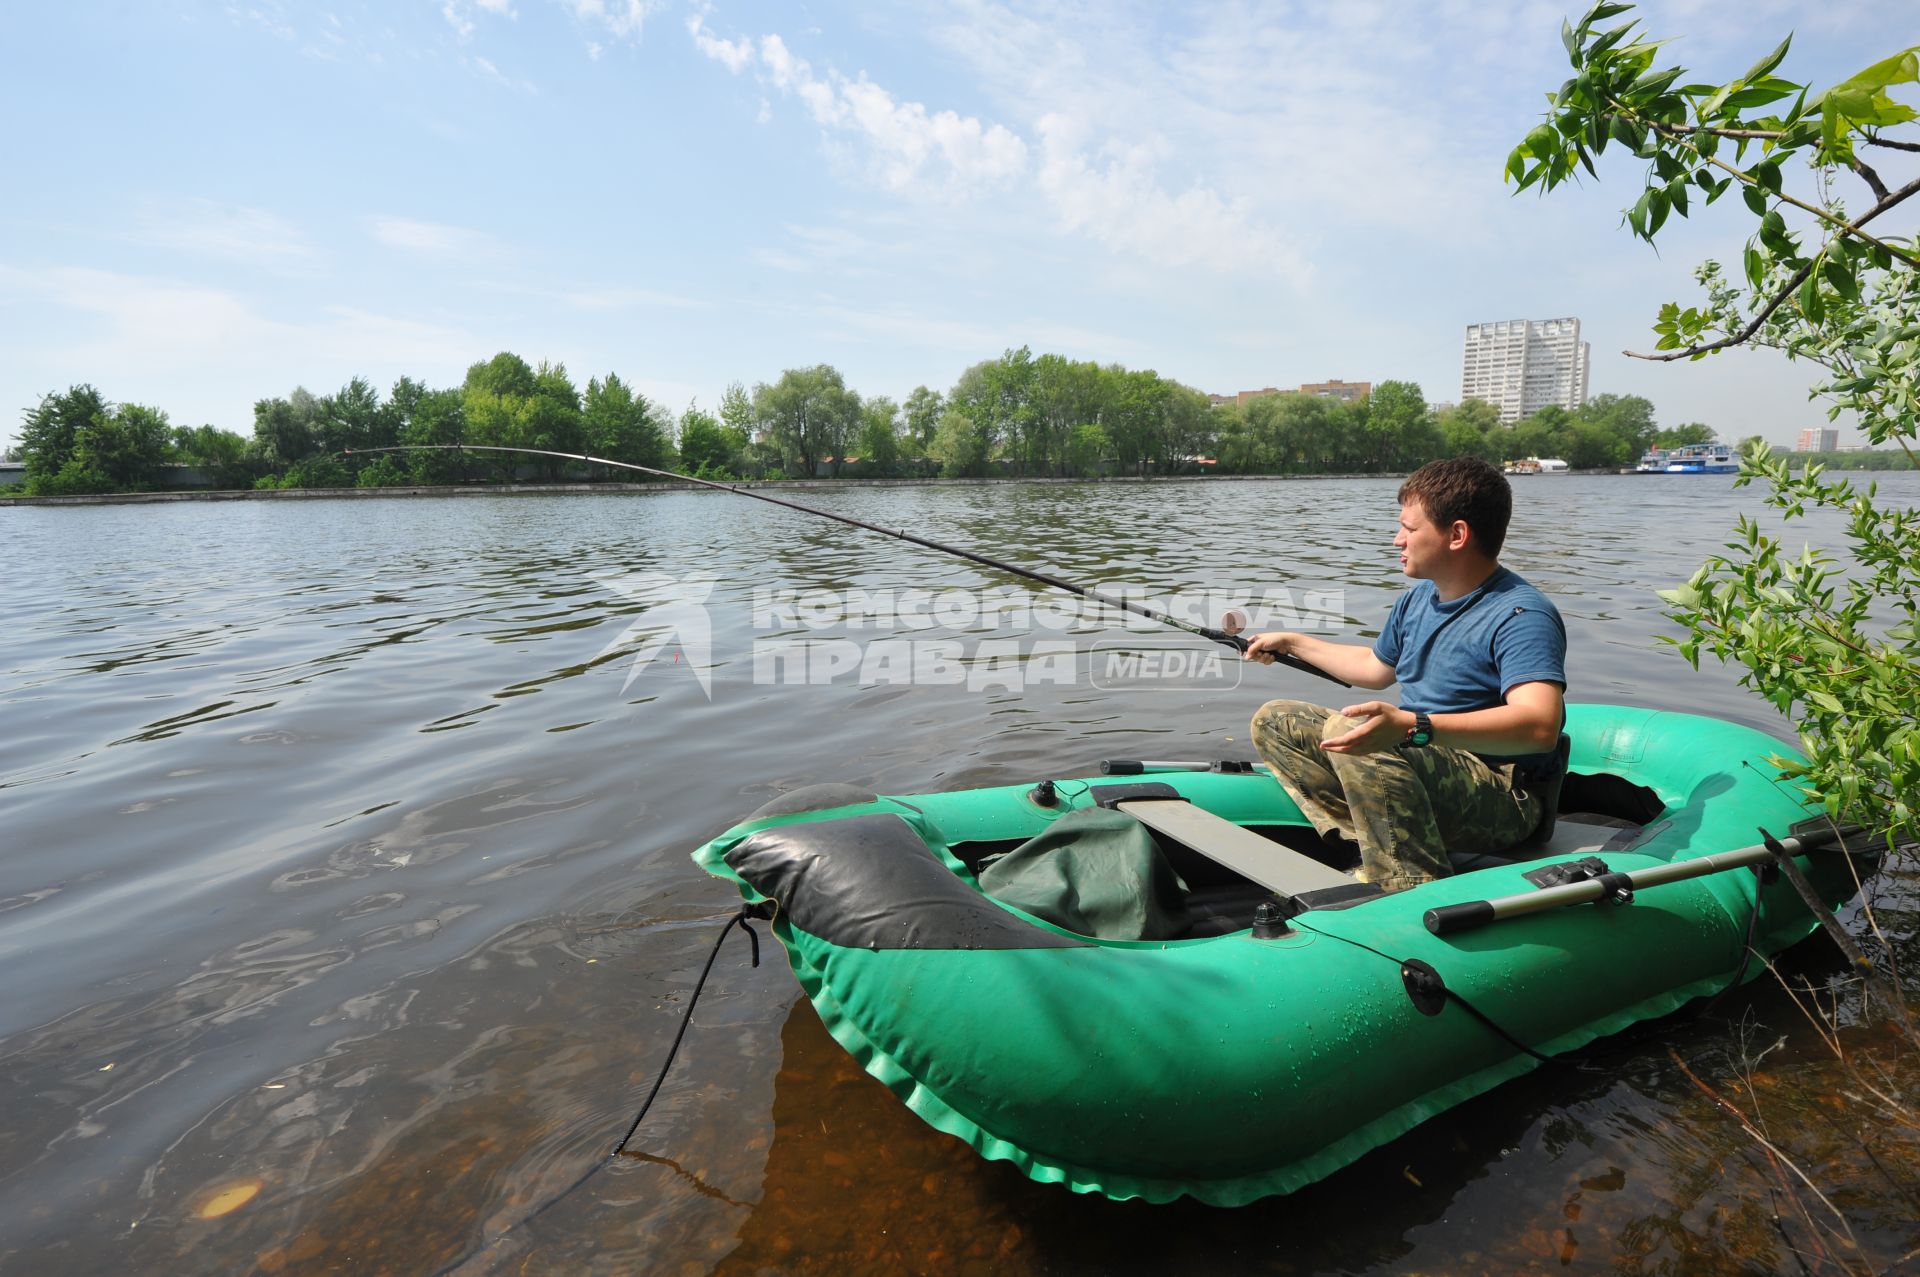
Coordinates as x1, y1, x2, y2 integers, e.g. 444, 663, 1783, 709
1249, 699, 1545, 893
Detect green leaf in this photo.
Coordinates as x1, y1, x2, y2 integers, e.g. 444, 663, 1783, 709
1743, 184, 1769, 215
1633, 65, 1686, 98
1745, 244, 1765, 290
1753, 160, 1783, 194
1724, 84, 1796, 111
1609, 114, 1640, 148
1648, 186, 1671, 235
1506, 148, 1527, 183
1823, 257, 1861, 302
1587, 20, 1638, 59
1800, 269, 1825, 323
1562, 16, 1579, 60
1742, 34, 1793, 86
1628, 189, 1652, 237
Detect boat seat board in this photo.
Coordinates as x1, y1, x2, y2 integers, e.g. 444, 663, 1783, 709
1116, 798, 1354, 897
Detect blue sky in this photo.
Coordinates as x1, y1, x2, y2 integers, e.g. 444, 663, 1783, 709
2, 1, 1910, 453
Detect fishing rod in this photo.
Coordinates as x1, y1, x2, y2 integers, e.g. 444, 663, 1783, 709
344, 443, 1348, 686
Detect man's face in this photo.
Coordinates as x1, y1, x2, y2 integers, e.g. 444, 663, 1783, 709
1395, 500, 1454, 579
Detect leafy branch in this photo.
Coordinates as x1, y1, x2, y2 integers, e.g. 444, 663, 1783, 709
1511, 3, 1920, 846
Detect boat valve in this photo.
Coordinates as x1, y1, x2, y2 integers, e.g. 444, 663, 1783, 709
1252, 899, 1292, 939
1028, 779, 1059, 807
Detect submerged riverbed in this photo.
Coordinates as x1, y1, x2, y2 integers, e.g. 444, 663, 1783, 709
2, 474, 1916, 1274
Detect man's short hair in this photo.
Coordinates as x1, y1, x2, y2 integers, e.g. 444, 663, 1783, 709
1398, 458, 1512, 558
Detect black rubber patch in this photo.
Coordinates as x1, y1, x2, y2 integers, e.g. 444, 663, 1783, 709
1091, 781, 1183, 809
1401, 958, 1448, 1016
724, 812, 1088, 951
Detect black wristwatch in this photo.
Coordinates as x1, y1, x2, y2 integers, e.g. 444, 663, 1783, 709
1405, 711, 1434, 747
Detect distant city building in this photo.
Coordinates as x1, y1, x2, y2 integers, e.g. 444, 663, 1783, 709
1208, 387, 1280, 408
1297, 379, 1370, 402
1795, 426, 1839, 452
1461, 317, 1591, 424
1426, 400, 1456, 416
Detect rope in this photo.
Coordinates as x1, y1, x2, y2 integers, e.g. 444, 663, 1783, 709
428, 903, 769, 1275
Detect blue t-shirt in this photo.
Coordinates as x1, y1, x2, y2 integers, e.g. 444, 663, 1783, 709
1372, 567, 1567, 762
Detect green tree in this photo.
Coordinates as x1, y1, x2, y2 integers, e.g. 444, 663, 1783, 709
858, 396, 903, 477
678, 404, 743, 477
170, 424, 257, 489
464, 351, 538, 400
929, 409, 990, 477
754, 365, 860, 477
252, 388, 321, 469
1364, 381, 1437, 471
19, 385, 108, 487
62, 402, 169, 491
1513, 3, 1920, 842
903, 385, 945, 453
314, 376, 390, 456
1655, 421, 1716, 448
1436, 400, 1502, 463
1582, 392, 1658, 458
583, 372, 668, 469
394, 380, 467, 483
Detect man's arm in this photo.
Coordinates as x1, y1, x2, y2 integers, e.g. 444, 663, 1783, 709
1244, 631, 1397, 690
1322, 681, 1566, 757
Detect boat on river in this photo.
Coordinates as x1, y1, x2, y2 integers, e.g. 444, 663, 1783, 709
1662, 443, 1739, 473
1636, 447, 1669, 472
692, 704, 1866, 1205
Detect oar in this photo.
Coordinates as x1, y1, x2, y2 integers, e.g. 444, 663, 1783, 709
1423, 821, 1865, 936
345, 444, 1348, 686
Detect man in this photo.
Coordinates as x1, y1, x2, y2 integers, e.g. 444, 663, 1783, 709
1244, 457, 1567, 893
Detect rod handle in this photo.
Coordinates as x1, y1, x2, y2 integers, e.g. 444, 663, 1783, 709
1424, 900, 1497, 936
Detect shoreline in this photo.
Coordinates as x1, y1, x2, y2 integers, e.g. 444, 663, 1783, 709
0, 468, 1646, 508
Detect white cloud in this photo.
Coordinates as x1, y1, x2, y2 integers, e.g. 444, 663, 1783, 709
0, 266, 479, 394
135, 199, 316, 269
366, 216, 502, 259
687, 15, 751, 73
1034, 114, 1307, 285
565, 0, 652, 41
440, 0, 475, 40
696, 30, 1027, 194
691, 18, 1307, 280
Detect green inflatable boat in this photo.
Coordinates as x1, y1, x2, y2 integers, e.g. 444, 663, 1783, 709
691, 704, 1867, 1205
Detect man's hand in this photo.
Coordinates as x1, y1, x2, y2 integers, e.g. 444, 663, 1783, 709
1242, 631, 1297, 665
1322, 701, 1414, 755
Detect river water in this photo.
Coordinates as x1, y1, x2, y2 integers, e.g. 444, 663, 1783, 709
2, 475, 1916, 1274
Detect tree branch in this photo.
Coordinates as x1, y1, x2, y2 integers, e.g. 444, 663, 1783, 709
1852, 156, 1891, 203
1645, 118, 1783, 143
1624, 259, 1815, 362
1615, 97, 1920, 266
1626, 172, 1920, 361
1865, 132, 1920, 153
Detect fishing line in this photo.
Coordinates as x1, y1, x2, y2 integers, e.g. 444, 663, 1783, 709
427, 902, 769, 1276
343, 444, 1347, 686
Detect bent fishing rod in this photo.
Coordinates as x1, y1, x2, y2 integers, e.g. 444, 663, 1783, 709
344, 443, 1347, 686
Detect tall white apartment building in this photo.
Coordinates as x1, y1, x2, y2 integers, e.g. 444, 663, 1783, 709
1461, 317, 1591, 423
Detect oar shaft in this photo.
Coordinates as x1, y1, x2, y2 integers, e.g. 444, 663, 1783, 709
1423, 829, 1842, 936
347, 444, 1347, 685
